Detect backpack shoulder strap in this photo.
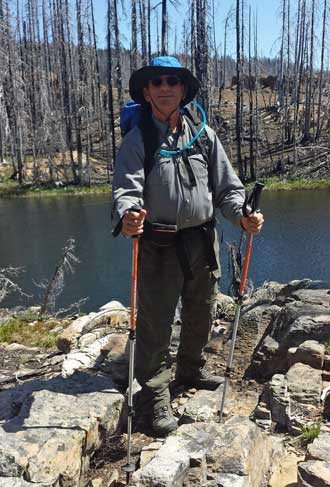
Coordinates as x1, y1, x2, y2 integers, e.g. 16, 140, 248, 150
183, 110, 211, 164
138, 108, 160, 179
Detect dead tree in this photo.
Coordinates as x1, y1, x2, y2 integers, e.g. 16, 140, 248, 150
131, 0, 138, 71
195, 0, 209, 116
107, 0, 116, 175
235, 0, 244, 182
38, 238, 80, 318
316, 0, 327, 139
113, 0, 124, 107
303, 0, 315, 142
139, 0, 147, 65
248, 6, 255, 181
161, 0, 167, 55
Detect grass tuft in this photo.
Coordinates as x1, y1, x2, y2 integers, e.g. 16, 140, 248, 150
299, 423, 321, 443
324, 341, 330, 355
0, 315, 68, 349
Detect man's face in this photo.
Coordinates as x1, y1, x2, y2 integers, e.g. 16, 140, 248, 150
143, 74, 186, 117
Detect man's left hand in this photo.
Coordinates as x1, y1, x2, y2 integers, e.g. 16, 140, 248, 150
240, 212, 264, 235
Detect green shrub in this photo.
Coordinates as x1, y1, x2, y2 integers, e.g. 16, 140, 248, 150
0, 316, 67, 349
300, 423, 321, 443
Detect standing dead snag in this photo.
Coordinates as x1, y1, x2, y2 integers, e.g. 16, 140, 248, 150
38, 238, 80, 319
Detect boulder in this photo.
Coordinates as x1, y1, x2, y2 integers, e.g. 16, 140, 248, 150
298, 460, 330, 487
264, 364, 322, 434
99, 334, 129, 384
288, 340, 325, 369
0, 480, 52, 487
132, 417, 275, 487
306, 433, 330, 462
0, 372, 124, 486
179, 384, 232, 424
57, 301, 129, 353
248, 295, 330, 381
61, 335, 113, 377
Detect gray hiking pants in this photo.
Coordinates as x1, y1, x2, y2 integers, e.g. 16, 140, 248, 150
135, 229, 219, 408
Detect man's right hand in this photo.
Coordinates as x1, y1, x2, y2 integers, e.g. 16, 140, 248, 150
122, 209, 147, 236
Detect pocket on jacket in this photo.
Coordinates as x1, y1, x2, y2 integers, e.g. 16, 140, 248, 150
189, 153, 209, 180
147, 157, 172, 185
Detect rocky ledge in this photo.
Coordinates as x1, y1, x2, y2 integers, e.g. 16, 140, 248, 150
0, 279, 329, 487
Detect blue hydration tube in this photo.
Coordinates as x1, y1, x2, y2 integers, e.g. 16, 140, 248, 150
159, 100, 207, 157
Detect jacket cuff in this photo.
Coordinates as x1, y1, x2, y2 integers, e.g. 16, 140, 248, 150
112, 218, 123, 237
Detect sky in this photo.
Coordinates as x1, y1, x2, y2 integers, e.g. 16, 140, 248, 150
91, 0, 282, 59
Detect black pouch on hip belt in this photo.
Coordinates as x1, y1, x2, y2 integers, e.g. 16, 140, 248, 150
142, 221, 178, 246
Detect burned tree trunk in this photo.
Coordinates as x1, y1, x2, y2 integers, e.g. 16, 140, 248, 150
161, 0, 167, 55
107, 0, 116, 176
235, 0, 244, 181
195, 0, 209, 116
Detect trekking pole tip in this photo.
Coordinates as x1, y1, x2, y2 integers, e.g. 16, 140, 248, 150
122, 463, 136, 484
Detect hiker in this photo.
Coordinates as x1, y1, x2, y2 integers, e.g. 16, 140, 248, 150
111, 56, 264, 436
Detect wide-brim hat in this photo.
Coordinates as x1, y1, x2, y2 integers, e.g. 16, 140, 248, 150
129, 56, 200, 106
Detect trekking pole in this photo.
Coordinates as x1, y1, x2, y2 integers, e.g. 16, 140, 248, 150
122, 209, 146, 484
218, 182, 264, 422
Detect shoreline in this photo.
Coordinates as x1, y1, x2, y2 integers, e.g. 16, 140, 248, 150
0, 177, 330, 199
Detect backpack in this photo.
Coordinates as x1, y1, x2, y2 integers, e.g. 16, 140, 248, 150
120, 101, 212, 180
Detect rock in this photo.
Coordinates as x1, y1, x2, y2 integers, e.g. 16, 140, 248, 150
0, 372, 124, 486
4, 343, 39, 352
307, 433, 330, 462
323, 391, 330, 420
244, 281, 286, 306
107, 470, 120, 486
275, 279, 330, 303
132, 417, 275, 487
286, 363, 322, 405
140, 441, 163, 468
298, 460, 330, 487
89, 479, 103, 487
291, 289, 330, 307
208, 472, 247, 487
99, 334, 129, 384
324, 355, 330, 372
248, 290, 330, 381
0, 479, 52, 487
264, 364, 322, 434
57, 301, 129, 353
265, 374, 290, 429
61, 335, 116, 378
215, 293, 235, 319
288, 340, 325, 369
179, 385, 231, 423
253, 403, 271, 420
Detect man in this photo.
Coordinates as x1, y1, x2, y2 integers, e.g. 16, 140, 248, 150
111, 56, 264, 436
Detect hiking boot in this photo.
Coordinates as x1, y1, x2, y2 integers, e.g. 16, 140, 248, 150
152, 404, 177, 437
175, 368, 224, 391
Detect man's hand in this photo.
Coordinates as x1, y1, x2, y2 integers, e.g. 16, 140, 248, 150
240, 212, 264, 235
122, 209, 147, 236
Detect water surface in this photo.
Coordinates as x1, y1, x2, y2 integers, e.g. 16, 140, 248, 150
0, 190, 329, 312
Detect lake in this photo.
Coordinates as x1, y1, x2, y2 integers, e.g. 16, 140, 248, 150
0, 190, 329, 313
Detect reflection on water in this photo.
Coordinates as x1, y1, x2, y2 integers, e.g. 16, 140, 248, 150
0, 190, 329, 312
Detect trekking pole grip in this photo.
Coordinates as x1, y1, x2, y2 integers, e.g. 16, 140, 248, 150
251, 182, 264, 213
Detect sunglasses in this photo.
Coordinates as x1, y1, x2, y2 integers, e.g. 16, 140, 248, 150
149, 76, 182, 87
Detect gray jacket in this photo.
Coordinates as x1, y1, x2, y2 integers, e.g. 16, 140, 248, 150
111, 115, 245, 232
